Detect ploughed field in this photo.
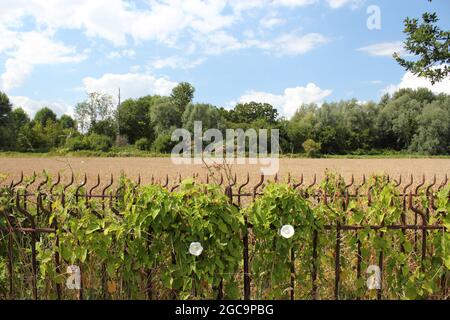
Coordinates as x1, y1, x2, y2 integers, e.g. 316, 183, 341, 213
0, 157, 449, 190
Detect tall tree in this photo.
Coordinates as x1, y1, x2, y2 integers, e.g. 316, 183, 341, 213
182, 103, 225, 132
394, 0, 450, 84
228, 102, 279, 124
60, 114, 76, 130
75, 92, 115, 133
34, 107, 57, 126
0, 91, 12, 126
116, 96, 160, 144
171, 82, 195, 114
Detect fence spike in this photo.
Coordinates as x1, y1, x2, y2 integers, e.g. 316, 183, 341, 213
345, 174, 354, 190
403, 174, 414, 194
64, 173, 75, 192
162, 174, 169, 188
253, 174, 265, 199
89, 174, 101, 197
426, 175, 437, 196
37, 173, 49, 193
293, 173, 304, 190
438, 174, 448, 191
414, 174, 426, 195
307, 174, 317, 189
10, 171, 24, 190
394, 175, 402, 187
50, 172, 61, 194
102, 174, 114, 196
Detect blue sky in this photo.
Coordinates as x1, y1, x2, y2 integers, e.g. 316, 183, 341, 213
0, 0, 449, 118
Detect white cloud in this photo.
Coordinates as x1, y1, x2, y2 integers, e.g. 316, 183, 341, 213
326, 0, 364, 9
237, 83, 332, 117
106, 49, 136, 59
0, 0, 323, 49
244, 32, 330, 56
272, 33, 329, 55
383, 71, 450, 96
82, 73, 178, 100
195, 31, 246, 55
0, 31, 87, 91
0, 0, 237, 47
229, 0, 318, 13
150, 56, 205, 70
10, 95, 72, 117
357, 41, 405, 57
259, 17, 285, 29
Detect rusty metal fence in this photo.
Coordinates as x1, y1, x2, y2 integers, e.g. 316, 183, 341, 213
0, 171, 449, 300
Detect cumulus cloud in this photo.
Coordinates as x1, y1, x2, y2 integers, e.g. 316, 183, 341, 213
10, 95, 73, 117
237, 83, 332, 117
357, 41, 405, 57
0, 31, 87, 91
82, 73, 178, 100
0, 0, 325, 49
259, 17, 286, 29
0, 0, 332, 87
272, 33, 330, 55
243, 32, 329, 56
326, 0, 364, 9
106, 49, 136, 60
229, 0, 318, 13
150, 56, 205, 70
383, 71, 450, 96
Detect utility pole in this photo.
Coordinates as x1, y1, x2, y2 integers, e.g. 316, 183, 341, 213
117, 87, 121, 137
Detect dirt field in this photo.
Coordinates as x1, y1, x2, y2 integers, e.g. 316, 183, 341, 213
0, 157, 449, 190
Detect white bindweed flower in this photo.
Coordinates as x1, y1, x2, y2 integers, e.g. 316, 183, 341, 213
189, 242, 203, 256
280, 224, 295, 239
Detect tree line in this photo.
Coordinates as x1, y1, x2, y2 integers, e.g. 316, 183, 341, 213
0, 84, 449, 156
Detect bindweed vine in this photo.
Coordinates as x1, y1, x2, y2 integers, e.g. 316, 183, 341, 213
0, 172, 448, 300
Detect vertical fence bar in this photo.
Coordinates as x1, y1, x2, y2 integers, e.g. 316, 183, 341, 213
377, 231, 384, 300
334, 222, 341, 300
146, 226, 153, 300
7, 230, 14, 299
311, 229, 318, 300
290, 248, 295, 300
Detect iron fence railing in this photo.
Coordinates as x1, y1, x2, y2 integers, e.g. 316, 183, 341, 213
0, 172, 448, 300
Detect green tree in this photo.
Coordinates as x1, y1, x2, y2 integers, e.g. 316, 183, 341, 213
60, 114, 76, 130
409, 98, 450, 154
135, 137, 151, 151
149, 99, 181, 133
302, 139, 321, 158
394, 0, 450, 84
34, 107, 57, 126
89, 118, 117, 140
287, 104, 317, 153
152, 134, 175, 153
117, 96, 157, 144
182, 103, 225, 132
0, 91, 12, 126
75, 92, 116, 133
11, 108, 30, 129
227, 102, 279, 124
171, 82, 195, 114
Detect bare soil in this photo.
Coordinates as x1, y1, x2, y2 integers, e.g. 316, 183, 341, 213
1, 157, 448, 190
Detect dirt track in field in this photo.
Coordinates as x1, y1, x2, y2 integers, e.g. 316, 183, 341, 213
0, 157, 449, 190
